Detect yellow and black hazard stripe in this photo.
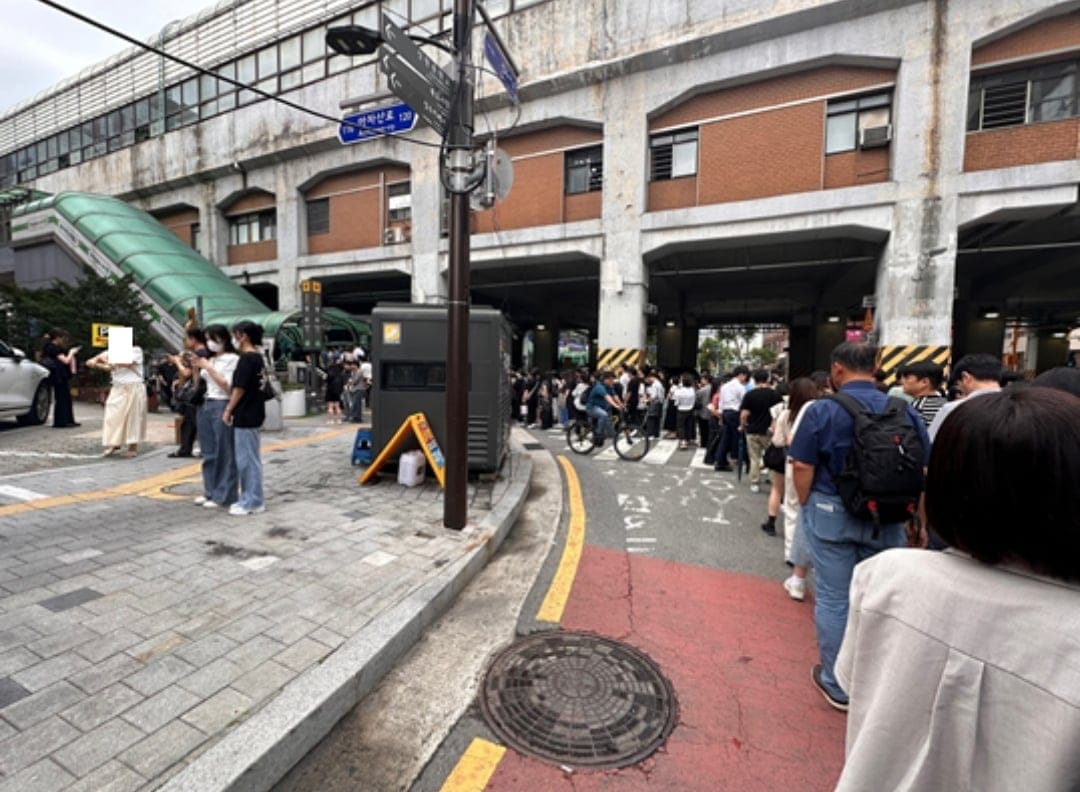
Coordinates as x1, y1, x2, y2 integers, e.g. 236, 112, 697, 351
876, 345, 951, 385
595, 347, 644, 371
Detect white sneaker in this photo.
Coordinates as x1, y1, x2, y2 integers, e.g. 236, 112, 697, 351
228, 504, 266, 516
750, 484, 761, 494
202, 500, 219, 509
194, 496, 208, 505
783, 576, 806, 602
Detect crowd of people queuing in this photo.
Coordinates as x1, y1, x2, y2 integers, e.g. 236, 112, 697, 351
513, 347, 1080, 790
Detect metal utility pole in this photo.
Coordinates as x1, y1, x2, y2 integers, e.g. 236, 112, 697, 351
443, 0, 475, 530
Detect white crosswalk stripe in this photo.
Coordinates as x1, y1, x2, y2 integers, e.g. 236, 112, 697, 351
643, 439, 679, 465
690, 448, 712, 470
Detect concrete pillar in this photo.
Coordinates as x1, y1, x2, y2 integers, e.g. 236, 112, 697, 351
409, 142, 447, 305
274, 166, 301, 312
875, 3, 968, 354
597, 73, 648, 361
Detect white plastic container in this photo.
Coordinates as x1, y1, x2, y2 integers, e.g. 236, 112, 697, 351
397, 450, 426, 487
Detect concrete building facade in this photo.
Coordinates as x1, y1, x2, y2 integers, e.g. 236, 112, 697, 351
2, 0, 1078, 374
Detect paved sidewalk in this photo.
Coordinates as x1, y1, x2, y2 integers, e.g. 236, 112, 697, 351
0, 419, 531, 792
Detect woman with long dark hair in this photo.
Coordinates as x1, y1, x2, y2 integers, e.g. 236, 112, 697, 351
776, 376, 823, 601
40, 328, 81, 428
189, 324, 239, 508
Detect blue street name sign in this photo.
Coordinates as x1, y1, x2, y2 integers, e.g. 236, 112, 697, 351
484, 32, 519, 103
338, 103, 418, 144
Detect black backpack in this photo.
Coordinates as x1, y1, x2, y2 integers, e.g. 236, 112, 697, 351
829, 393, 925, 532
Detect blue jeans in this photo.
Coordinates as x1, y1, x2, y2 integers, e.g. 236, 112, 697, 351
198, 400, 238, 505
586, 405, 612, 439
234, 427, 264, 510
804, 491, 904, 703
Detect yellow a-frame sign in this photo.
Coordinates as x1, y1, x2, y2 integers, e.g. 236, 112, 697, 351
359, 412, 447, 488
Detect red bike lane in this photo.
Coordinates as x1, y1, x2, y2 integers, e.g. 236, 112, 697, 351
482, 543, 847, 791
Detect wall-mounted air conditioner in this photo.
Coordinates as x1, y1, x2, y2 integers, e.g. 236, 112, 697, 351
859, 124, 893, 149
383, 226, 408, 245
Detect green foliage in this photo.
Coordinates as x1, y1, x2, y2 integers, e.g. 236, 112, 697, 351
0, 274, 158, 359
748, 346, 779, 366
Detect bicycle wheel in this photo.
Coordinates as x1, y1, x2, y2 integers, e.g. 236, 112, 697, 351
614, 424, 650, 461
566, 420, 596, 454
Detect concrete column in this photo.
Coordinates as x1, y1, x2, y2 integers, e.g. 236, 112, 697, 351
274, 166, 301, 312
597, 73, 648, 356
875, 3, 968, 350
409, 142, 447, 305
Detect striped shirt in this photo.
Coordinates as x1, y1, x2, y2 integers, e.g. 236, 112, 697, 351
911, 394, 946, 428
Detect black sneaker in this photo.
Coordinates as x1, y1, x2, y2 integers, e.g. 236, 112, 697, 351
811, 664, 849, 712
714, 464, 732, 472
760, 522, 777, 536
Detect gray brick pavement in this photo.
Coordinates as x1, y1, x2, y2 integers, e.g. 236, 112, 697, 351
0, 424, 527, 790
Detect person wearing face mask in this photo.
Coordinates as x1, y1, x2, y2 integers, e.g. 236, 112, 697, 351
189, 324, 240, 508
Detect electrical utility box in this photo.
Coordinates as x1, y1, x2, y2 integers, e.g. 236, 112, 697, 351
370, 304, 512, 472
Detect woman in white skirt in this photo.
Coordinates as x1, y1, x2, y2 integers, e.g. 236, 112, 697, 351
86, 346, 147, 458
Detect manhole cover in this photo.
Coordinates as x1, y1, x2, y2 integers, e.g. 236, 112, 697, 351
479, 631, 676, 769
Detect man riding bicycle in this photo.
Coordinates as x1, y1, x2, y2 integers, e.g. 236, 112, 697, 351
586, 370, 624, 447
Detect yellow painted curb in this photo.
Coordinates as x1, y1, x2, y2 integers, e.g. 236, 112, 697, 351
536, 455, 586, 624
439, 737, 506, 792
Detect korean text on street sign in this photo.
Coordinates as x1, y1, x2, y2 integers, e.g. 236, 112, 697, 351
380, 17, 454, 98
379, 52, 451, 136
484, 33, 519, 103
338, 103, 418, 144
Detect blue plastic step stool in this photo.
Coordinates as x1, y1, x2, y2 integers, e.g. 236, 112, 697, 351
351, 428, 374, 466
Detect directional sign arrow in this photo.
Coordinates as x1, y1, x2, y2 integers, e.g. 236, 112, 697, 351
379, 51, 451, 136
380, 17, 455, 98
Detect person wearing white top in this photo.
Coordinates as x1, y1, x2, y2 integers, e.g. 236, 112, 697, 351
671, 374, 698, 449
86, 345, 147, 458
190, 324, 240, 508
835, 387, 1080, 791
714, 366, 749, 471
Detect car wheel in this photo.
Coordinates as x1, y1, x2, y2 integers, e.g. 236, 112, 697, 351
17, 382, 52, 426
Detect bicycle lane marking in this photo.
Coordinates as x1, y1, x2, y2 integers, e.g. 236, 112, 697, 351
0, 426, 355, 518
536, 455, 587, 624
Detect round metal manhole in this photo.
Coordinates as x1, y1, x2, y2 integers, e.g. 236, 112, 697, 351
479, 630, 677, 769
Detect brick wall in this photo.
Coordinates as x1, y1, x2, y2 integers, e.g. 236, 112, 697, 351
647, 65, 896, 210
304, 166, 409, 253
700, 102, 824, 203
823, 147, 890, 188
473, 125, 603, 233
964, 118, 1080, 171
153, 207, 198, 245
227, 240, 276, 265
972, 11, 1080, 66
652, 65, 896, 129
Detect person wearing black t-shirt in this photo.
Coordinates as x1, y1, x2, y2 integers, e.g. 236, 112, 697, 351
41, 328, 81, 428
739, 370, 783, 492
223, 320, 266, 516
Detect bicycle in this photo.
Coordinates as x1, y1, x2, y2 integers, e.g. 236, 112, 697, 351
565, 409, 650, 461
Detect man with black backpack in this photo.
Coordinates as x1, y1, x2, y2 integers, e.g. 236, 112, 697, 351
789, 342, 930, 712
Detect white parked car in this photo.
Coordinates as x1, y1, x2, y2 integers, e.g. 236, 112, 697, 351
0, 339, 52, 425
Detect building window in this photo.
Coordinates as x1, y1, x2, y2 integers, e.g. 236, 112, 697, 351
228, 210, 276, 245
825, 92, 892, 154
649, 128, 698, 181
387, 182, 411, 222
565, 146, 603, 194
191, 223, 201, 252
307, 198, 330, 235
968, 60, 1078, 131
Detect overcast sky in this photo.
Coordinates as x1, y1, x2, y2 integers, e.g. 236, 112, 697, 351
0, 0, 211, 111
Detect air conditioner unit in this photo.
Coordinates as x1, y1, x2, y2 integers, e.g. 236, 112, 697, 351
383, 226, 407, 245
859, 124, 893, 149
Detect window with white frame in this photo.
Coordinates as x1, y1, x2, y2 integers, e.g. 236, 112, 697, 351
387, 182, 412, 222
649, 128, 698, 180
825, 92, 892, 154
228, 210, 276, 245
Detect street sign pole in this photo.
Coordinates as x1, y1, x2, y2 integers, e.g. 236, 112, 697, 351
443, 0, 474, 531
